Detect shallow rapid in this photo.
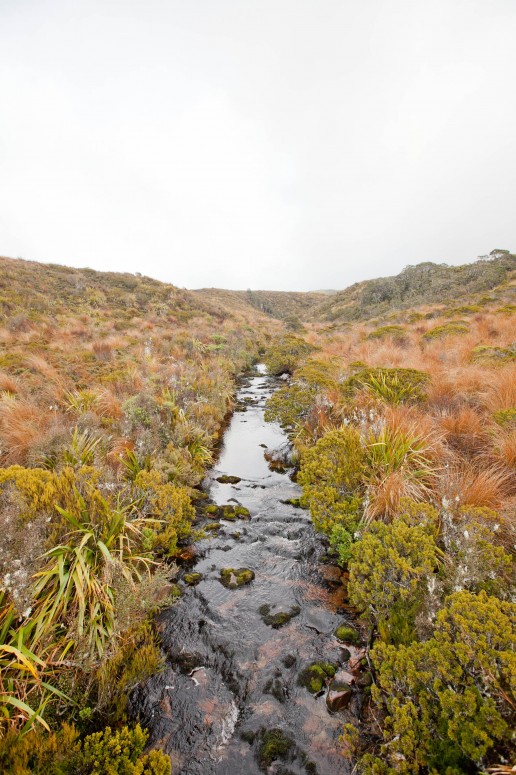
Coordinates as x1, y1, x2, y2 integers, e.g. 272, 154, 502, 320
132, 367, 359, 775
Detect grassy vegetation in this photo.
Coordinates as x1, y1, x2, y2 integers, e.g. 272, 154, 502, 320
264, 276, 515, 774
1, 251, 515, 773
0, 256, 277, 769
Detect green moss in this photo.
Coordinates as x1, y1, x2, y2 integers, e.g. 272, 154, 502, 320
259, 604, 301, 628
205, 504, 219, 515
221, 505, 238, 520
220, 567, 255, 588
204, 522, 221, 531
298, 662, 337, 693
259, 728, 293, 767
334, 625, 359, 644
216, 475, 241, 484
234, 506, 250, 518
184, 572, 203, 586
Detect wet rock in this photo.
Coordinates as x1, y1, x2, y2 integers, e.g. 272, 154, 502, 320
356, 670, 373, 688
231, 531, 241, 540
282, 654, 296, 669
326, 686, 352, 713
334, 624, 359, 644
216, 474, 242, 484
264, 676, 286, 703
176, 546, 196, 563
259, 603, 301, 629
298, 662, 337, 694
333, 669, 355, 686
183, 572, 203, 586
348, 648, 367, 671
220, 567, 255, 588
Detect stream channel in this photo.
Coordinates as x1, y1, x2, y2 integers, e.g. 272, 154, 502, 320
132, 366, 363, 775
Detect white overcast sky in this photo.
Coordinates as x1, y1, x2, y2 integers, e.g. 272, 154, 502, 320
0, 0, 514, 291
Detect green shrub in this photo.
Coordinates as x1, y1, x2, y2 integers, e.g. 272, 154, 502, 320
342, 367, 429, 405
297, 427, 364, 535
69, 724, 171, 774
263, 335, 314, 375
364, 592, 516, 773
471, 345, 516, 364
348, 517, 438, 644
367, 325, 406, 340
422, 320, 469, 340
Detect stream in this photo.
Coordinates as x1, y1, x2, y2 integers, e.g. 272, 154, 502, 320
132, 366, 362, 775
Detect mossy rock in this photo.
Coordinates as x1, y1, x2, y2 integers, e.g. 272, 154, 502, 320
221, 505, 238, 520
259, 728, 293, 768
231, 531, 241, 540
298, 662, 337, 694
184, 572, 203, 586
234, 506, 250, 518
216, 475, 241, 484
205, 504, 220, 516
334, 625, 359, 644
204, 522, 221, 531
220, 567, 255, 588
259, 604, 301, 629
191, 490, 209, 501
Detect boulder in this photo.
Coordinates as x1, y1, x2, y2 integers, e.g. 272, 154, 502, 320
326, 687, 352, 713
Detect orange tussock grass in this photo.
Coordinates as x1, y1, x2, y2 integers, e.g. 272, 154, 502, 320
438, 406, 487, 456
25, 354, 61, 382
0, 399, 51, 464
481, 365, 516, 412
439, 463, 512, 510
482, 429, 516, 492
366, 469, 427, 522
95, 388, 123, 419
106, 436, 134, 473
0, 370, 20, 394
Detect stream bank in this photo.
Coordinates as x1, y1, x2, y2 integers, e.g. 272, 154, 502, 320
131, 366, 364, 775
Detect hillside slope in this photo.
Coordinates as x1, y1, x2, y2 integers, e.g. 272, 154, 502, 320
194, 287, 327, 322
310, 250, 516, 323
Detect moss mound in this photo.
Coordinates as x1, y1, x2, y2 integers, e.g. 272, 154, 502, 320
259, 728, 293, 767
220, 567, 255, 588
334, 624, 359, 644
298, 662, 337, 693
259, 603, 301, 629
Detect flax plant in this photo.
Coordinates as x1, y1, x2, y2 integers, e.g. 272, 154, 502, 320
32, 491, 153, 659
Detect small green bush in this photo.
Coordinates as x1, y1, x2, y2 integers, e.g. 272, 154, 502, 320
422, 320, 469, 340
342, 367, 429, 405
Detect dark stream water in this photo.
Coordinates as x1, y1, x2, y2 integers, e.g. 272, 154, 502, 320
132, 367, 361, 775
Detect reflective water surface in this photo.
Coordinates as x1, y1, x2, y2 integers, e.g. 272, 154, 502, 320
132, 369, 359, 775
